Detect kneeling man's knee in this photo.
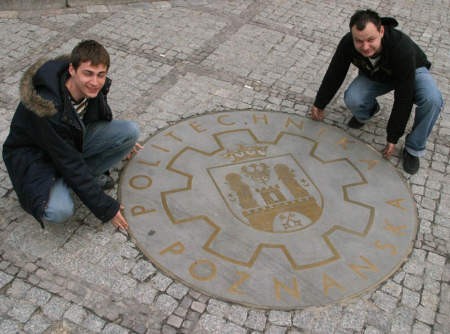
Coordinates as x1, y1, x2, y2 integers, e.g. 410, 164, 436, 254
43, 202, 74, 224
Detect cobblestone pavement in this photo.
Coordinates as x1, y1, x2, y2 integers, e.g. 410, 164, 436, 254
0, 1, 449, 333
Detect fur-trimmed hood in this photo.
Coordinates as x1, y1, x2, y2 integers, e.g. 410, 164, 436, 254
19, 55, 70, 118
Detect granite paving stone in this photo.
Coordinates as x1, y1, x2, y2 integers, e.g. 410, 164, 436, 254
64, 303, 88, 326
42, 296, 72, 320
7, 299, 38, 323
0, 295, 13, 314
83, 312, 106, 333
131, 259, 156, 282
6, 278, 31, 298
206, 299, 230, 318
150, 272, 173, 291
0, 272, 13, 290
166, 282, 189, 300
0, 319, 21, 334
23, 314, 51, 334
401, 288, 421, 308
245, 309, 267, 331
191, 300, 207, 313
155, 294, 178, 316
102, 322, 129, 334
194, 313, 226, 333
268, 310, 291, 327
26, 286, 52, 306
226, 304, 248, 325
221, 321, 247, 334
0, 0, 449, 333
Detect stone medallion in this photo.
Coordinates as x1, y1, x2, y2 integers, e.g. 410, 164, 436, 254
119, 111, 418, 309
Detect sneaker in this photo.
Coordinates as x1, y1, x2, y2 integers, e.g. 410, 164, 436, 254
402, 149, 420, 174
348, 116, 365, 129
95, 174, 115, 190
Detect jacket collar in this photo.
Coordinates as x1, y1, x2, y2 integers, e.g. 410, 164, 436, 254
19, 55, 70, 118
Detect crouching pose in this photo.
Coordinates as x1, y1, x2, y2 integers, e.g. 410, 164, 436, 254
310, 9, 443, 174
3, 40, 141, 230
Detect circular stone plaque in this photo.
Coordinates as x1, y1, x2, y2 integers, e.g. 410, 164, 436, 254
119, 111, 417, 309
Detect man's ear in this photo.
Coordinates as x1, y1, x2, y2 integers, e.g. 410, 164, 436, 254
68, 63, 75, 77
380, 25, 385, 37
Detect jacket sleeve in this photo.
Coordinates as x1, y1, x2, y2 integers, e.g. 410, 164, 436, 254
386, 52, 416, 144
30, 112, 120, 222
313, 34, 352, 109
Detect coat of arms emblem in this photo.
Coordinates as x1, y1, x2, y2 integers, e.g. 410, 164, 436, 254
208, 145, 323, 233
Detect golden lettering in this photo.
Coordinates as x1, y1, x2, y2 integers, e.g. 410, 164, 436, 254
386, 198, 406, 211
273, 277, 300, 301
348, 256, 379, 280
129, 175, 152, 189
374, 240, 398, 255
217, 114, 235, 126
189, 121, 207, 133
189, 259, 217, 282
151, 144, 170, 152
384, 219, 407, 236
253, 113, 268, 125
337, 137, 354, 150
360, 159, 379, 170
228, 271, 250, 295
322, 273, 345, 296
284, 117, 303, 130
131, 205, 156, 216
137, 159, 161, 167
159, 241, 185, 255
164, 131, 183, 142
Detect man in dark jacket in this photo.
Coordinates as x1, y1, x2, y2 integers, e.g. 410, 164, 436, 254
2, 40, 140, 230
310, 9, 442, 174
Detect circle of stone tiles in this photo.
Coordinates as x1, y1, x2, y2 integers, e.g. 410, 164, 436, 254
119, 110, 418, 309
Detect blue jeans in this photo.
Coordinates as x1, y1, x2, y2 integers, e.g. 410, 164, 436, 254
344, 67, 443, 157
42, 120, 139, 224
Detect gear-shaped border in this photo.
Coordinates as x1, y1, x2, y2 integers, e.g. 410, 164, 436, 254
161, 128, 375, 270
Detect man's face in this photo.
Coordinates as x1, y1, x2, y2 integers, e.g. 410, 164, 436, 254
351, 22, 384, 58
68, 61, 108, 100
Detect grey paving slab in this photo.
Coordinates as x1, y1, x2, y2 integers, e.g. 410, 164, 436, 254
0, 0, 448, 332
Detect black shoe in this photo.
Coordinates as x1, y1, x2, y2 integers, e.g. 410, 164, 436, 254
348, 117, 365, 129
95, 174, 115, 190
348, 103, 380, 129
370, 102, 380, 116
402, 149, 420, 175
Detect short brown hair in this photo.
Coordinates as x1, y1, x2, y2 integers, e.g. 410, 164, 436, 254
70, 40, 110, 70
349, 9, 382, 31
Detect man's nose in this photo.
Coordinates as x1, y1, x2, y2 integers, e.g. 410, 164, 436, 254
91, 75, 99, 86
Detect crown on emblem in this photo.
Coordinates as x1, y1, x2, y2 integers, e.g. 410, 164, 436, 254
223, 144, 268, 162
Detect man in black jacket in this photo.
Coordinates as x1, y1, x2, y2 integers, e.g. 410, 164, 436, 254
310, 9, 442, 174
3, 40, 140, 230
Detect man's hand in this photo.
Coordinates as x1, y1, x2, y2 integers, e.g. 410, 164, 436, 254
310, 106, 325, 121
111, 205, 128, 232
125, 143, 143, 160
382, 142, 395, 159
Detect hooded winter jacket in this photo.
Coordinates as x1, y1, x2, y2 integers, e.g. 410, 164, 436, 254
2, 56, 120, 227
313, 17, 431, 144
